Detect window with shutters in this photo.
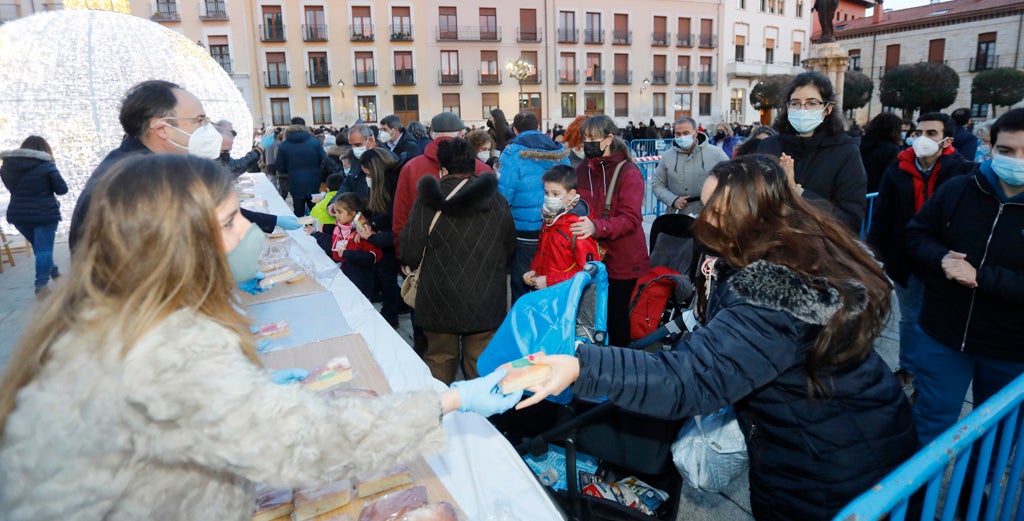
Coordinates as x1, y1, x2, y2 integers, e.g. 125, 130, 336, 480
560, 53, 577, 83
304, 7, 326, 41
261, 5, 283, 41
519, 9, 539, 42
561, 93, 577, 117
270, 98, 290, 125
615, 93, 628, 117
585, 12, 602, 44
974, 32, 996, 71
480, 50, 499, 84
439, 6, 457, 40
482, 93, 499, 119
586, 53, 603, 83
699, 93, 711, 116
480, 8, 497, 40
394, 51, 414, 85
355, 52, 375, 86
765, 38, 775, 64
848, 48, 860, 70
928, 39, 945, 63
735, 35, 745, 62
351, 6, 373, 41
208, 35, 231, 73
885, 44, 900, 73
793, 41, 802, 66
677, 18, 692, 46
614, 13, 630, 44
311, 97, 331, 125
558, 11, 577, 43
266, 52, 287, 87
442, 93, 460, 117
308, 51, 328, 86
652, 16, 668, 46
653, 93, 666, 117
391, 6, 412, 39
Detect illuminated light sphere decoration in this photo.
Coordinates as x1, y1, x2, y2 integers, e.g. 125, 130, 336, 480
0, 8, 253, 236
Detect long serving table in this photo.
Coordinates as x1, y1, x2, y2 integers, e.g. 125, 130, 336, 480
247, 173, 564, 520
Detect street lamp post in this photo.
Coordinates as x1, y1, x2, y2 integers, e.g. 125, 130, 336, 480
505, 57, 536, 110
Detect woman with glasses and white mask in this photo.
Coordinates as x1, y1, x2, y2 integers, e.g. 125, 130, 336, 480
758, 71, 868, 232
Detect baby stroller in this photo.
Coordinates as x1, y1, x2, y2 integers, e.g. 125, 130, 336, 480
627, 213, 698, 350
478, 262, 686, 520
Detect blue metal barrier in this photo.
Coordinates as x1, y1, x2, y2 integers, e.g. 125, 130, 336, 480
628, 138, 672, 158
834, 371, 1024, 521
634, 160, 665, 217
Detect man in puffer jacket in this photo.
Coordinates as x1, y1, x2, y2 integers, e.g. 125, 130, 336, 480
275, 124, 326, 216
497, 111, 570, 303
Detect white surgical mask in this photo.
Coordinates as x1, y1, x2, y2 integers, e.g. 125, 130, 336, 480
675, 135, 694, 149
543, 195, 566, 213
991, 152, 1024, 186
377, 130, 392, 144
788, 109, 825, 135
166, 122, 223, 159
352, 146, 367, 159
912, 136, 941, 158
477, 151, 491, 163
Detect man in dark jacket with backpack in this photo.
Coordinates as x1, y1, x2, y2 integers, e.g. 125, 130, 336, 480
868, 112, 973, 386
905, 108, 1024, 446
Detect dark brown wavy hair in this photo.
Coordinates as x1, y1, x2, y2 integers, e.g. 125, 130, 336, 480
694, 155, 891, 395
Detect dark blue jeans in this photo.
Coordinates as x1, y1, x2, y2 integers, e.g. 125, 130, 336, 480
912, 330, 1024, 446
12, 222, 58, 289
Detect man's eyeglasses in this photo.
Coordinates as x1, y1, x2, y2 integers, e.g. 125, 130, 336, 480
786, 100, 827, 111
161, 115, 209, 127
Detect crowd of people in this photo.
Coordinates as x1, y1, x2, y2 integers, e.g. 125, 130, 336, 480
1, 70, 1022, 520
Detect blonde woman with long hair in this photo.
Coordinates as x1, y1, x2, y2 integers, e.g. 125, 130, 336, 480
0, 155, 520, 520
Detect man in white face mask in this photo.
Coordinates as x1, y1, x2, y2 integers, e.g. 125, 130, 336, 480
69, 80, 297, 252
650, 116, 728, 216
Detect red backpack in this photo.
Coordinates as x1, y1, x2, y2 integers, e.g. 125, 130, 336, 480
628, 266, 681, 340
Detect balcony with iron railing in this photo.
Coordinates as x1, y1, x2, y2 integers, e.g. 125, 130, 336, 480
698, 33, 717, 48
970, 54, 998, 72
260, 24, 285, 42
558, 27, 578, 43
584, 28, 604, 44
198, 0, 227, 20
350, 24, 374, 42
677, 33, 694, 47
651, 70, 669, 85
439, 70, 463, 85
306, 70, 330, 87
436, 26, 501, 42
652, 32, 670, 46
559, 69, 579, 84
517, 27, 542, 42
585, 70, 605, 84
479, 70, 502, 85
353, 69, 377, 87
613, 70, 632, 84
697, 70, 715, 85
303, 24, 327, 42
264, 70, 289, 88
520, 69, 541, 84
612, 30, 631, 45
389, 24, 413, 41
151, 1, 180, 22
676, 70, 693, 84
393, 68, 415, 86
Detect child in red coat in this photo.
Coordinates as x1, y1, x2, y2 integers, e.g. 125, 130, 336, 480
524, 165, 601, 289
327, 192, 381, 298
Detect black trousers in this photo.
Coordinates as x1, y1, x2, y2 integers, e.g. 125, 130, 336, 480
607, 277, 637, 347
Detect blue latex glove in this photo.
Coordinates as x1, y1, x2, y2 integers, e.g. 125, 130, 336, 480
450, 368, 523, 417
276, 215, 302, 230
271, 368, 310, 385
238, 272, 266, 294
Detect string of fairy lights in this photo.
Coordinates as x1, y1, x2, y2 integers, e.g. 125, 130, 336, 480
0, 7, 252, 237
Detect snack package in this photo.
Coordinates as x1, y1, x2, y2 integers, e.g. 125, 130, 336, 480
352, 213, 370, 234
267, 228, 287, 239
402, 502, 458, 521
497, 355, 552, 394
296, 216, 316, 226
618, 476, 669, 515
252, 484, 293, 521
259, 267, 306, 289
357, 486, 428, 521
255, 321, 290, 341
293, 480, 352, 521
523, 444, 598, 492
357, 464, 413, 498
302, 356, 354, 392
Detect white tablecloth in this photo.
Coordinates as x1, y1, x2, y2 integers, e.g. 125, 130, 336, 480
247, 174, 564, 521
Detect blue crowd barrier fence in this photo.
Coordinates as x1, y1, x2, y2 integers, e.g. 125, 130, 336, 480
835, 370, 1024, 521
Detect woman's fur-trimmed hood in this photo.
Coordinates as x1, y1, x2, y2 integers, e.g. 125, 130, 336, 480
729, 260, 867, 325
518, 147, 571, 162
0, 149, 53, 162
417, 173, 500, 217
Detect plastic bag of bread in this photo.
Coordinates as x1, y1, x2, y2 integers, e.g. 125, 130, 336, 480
357, 486, 428, 521
401, 502, 458, 521
252, 484, 293, 521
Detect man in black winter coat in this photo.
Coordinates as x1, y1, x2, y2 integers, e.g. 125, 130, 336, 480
379, 114, 421, 161
868, 112, 973, 385
905, 108, 1024, 446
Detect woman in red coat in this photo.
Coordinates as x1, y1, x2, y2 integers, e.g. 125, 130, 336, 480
572, 115, 651, 346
